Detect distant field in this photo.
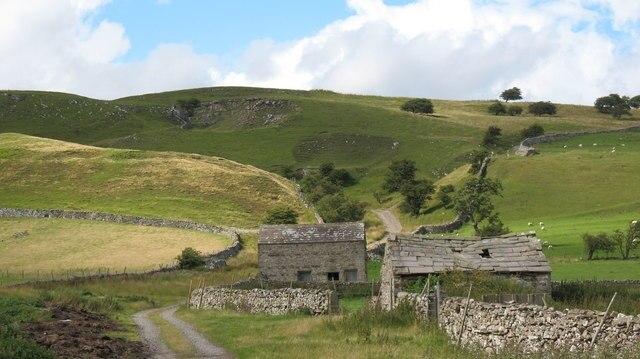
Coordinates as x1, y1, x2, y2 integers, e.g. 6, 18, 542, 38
0, 218, 231, 284
0, 133, 314, 228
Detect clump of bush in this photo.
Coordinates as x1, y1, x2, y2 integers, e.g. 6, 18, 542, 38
488, 101, 506, 115
520, 124, 544, 139
263, 206, 298, 224
401, 98, 434, 114
507, 105, 523, 116
176, 247, 205, 269
300, 162, 364, 223
583, 220, 640, 260
528, 101, 557, 116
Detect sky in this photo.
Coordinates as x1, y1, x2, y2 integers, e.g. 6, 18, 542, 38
1, 0, 639, 104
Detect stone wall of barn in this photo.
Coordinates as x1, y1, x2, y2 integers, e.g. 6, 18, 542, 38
439, 297, 640, 355
258, 240, 366, 282
189, 287, 338, 315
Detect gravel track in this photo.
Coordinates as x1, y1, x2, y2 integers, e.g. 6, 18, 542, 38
374, 209, 402, 234
133, 308, 177, 359
134, 304, 233, 359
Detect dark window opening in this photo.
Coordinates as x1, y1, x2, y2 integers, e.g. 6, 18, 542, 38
297, 271, 312, 282
327, 272, 339, 281
345, 269, 358, 282
480, 249, 491, 258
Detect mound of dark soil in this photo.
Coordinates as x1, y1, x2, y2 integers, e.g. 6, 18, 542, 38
24, 305, 149, 359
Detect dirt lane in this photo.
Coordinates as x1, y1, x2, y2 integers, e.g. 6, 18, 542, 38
160, 305, 233, 359
374, 209, 402, 234
133, 308, 177, 359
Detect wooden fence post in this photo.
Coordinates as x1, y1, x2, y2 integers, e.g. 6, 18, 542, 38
457, 283, 473, 346
187, 279, 193, 309
590, 292, 617, 348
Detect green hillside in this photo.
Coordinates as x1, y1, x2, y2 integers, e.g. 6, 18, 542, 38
3, 87, 638, 208
0, 133, 314, 228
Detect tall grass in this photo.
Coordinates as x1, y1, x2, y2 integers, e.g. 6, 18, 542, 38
551, 281, 640, 315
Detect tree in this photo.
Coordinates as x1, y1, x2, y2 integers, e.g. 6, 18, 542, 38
500, 87, 522, 102
399, 179, 435, 216
520, 124, 545, 139
479, 214, 510, 237
488, 102, 506, 115
582, 232, 615, 260
507, 105, 523, 116
630, 95, 640, 109
452, 177, 504, 236
176, 247, 205, 269
594, 94, 632, 119
319, 162, 335, 177
382, 159, 418, 193
468, 149, 490, 175
263, 206, 298, 225
401, 98, 434, 114
316, 193, 365, 223
610, 220, 640, 259
482, 126, 502, 147
528, 101, 557, 116
436, 184, 455, 208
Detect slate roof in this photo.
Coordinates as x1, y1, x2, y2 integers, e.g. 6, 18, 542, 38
258, 222, 365, 244
387, 233, 551, 275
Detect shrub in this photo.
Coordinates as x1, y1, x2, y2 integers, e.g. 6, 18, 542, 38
400, 98, 434, 114
500, 87, 523, 102
263, 206, 298, 225
520, 124, 544, 139
316, 194, 365, 223
528, 101, 557, 116
176, 247, 205, 269
488, 101, 506, 115
482, 126, 502, 147
582, 232, 615, 260
507, 105, 523, 116
436, 184, 455, 208
594, 94, 632, 119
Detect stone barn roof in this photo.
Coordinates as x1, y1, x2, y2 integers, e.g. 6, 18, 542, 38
387, 233, 551, 275
259, 222, 365, 244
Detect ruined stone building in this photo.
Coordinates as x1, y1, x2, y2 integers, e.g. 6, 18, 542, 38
380, 233, 551, 309
258, 222, 366, 282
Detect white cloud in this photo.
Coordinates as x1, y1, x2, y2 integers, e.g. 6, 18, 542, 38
0, 0, 638, 103
219, 0, 640, 104
0, 0, 219, 99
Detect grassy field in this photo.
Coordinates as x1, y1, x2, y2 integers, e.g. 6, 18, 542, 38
0, 133, 314, 228
3, 87, 638, 209
0, 218, 231, 285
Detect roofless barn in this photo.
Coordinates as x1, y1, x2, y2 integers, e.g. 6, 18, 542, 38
380, 233, 551, 309
258, 223, 367, 282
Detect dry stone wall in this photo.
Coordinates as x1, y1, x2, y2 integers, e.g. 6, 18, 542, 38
190, 287, 337, 315
439, 297, 640, 355
0, 207, 242, 269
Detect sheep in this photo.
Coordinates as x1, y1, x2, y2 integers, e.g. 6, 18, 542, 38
541, 226, 545, 230
611, 149, 616, 153
578, 144, 583, 147
547, 245, 553, 249
539, 222, 544, 226
563, 145, 568, 148
632, 220, 637, 225
593, 143, 597, 146
542, 240, 549, 245
528, 222, 533, 226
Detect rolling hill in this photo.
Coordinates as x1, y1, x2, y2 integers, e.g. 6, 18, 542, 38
0, 133, 314, 228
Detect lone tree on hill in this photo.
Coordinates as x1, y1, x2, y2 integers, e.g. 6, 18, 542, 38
594, 94, 632, 119
500, 87, 523, 102
401, 98, 434, 114
528, 101, 557, 116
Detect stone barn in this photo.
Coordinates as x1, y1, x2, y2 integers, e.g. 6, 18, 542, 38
380, 233, 551, 309
258, 222, 366, 282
